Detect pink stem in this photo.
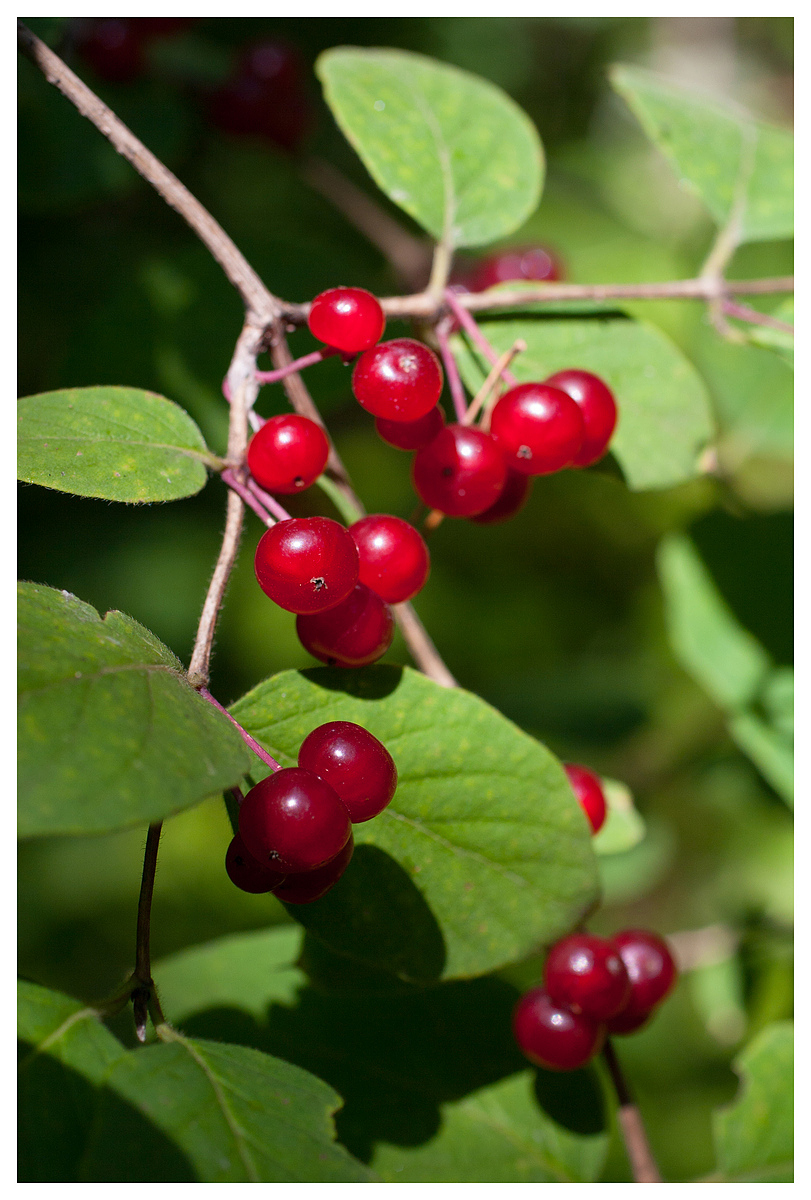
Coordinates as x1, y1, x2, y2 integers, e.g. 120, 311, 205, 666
435, 319, 468, 423
199, 688, 282, 772
444, 288, 518, 388
255, 346, 339, 385
221, 468, 276, 527
246, 478, 293, 523
721, 298, 794, 334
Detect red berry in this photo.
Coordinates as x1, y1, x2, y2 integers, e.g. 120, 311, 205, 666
225, 833, 287, 894
412, 424, 507, 518
308, 287, 386, 355
247, 414, 329, 495
489, 383, 585, 476
544, 369, 617, 467
469, 469, 531, 525
544, 934, 631, 1022
208, 40, 311, 152
271, 833, 354, 904
352, 338, 443, 422
76, 19, 144, 83
564, 764, 608, 835
254, 517, 358, 615
464, 245, 563, 292
296, 583, 394, 668
375, 405, 445, 451
298, 721, 397, 823
607, 931, 678, 1035
239, 768, 351, 874
512, 988, 605, 1072
349, 515, 430, 604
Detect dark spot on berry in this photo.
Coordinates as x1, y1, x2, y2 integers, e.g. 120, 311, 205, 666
441, 466, 454, 478
310, 576, 326, 591
517, 444, 532, 459
293, 475, 304, 487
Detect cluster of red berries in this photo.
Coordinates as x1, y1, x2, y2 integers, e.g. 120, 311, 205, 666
208, 39, 311, 153
452, 243, 563, 294
75, 18, 195, 84
226, 721, 396, 904
513, 929, 678, 1071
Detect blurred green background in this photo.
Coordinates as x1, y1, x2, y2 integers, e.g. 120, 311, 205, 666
18, 17, 792, 1183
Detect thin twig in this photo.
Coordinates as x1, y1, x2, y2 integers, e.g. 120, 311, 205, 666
199, 688, 282, 772
464, 339, 527, 428
444, 288, 519, 388
300, 156, 432, 291
392, 603, 457, 688
221, 468, 275, 527
256, 346, 338, 385
602, 1039, 662, 1183
721, 299, 794, 333
17, 21, 279, 324
435, 318, 469, 423
246, 477, 294, 524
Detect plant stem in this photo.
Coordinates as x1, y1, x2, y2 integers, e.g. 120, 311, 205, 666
464, 339, 527, 428
246, 478, 294, 523
392, 603, 457, 687
435, 318, 469, 423
443, 289, 518, 387
721, 299, 794, 333
134, 823, 162, 988
602, 1039, 662, 1183
17, 21, 278, 325
221, 468, 275, 527
256, 346, 338, 385
199, 688, 281, 772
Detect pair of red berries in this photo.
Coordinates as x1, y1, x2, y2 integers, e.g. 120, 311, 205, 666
513, 929, 678, 1071
254, 513, 429, 667
226, 720, 397, 904
208, 39, 312, 153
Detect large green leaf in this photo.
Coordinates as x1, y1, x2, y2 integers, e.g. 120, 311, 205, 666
230, 665, 599, 982
611, 65, 793, 244
657, 538, 792, 806
18, 582, 252, 836
317, 47, 543, 248
18, 979, 370, 1183
17, 386, 218, 502
371, 1070, 607, 1183
657, 536, 770, 711
453, 317, 714, 490
711, 1022, 793, 1182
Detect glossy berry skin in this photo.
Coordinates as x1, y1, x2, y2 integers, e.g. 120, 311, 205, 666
349, 515, 430, 604
239, 768, 351, 874
544, 934, 631, 1021
607, 930, 678, 1034
544, 369, 617, 467
412, 425, 507, 518
352, 338, 443, 422
254, 517, 358, 615
298, 721, 397, 823
296, 583, 394, 668
564, 764, 608, 835
308, 287, 385, 355
76, 19, 144, 83
225, 833, 286, 894
469, 469, 531, 525
513, 988, 605, 1072
375, 405, 445, 451
464, 245, 563, 292
489, 383, 585, 476
271, 834, 354, 904
247, 414, 329, 494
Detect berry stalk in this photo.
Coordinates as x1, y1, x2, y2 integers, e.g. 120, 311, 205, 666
602, 1039, 662, 1183
434, 318, 469, 423
221, 467, 276, 527
443, 288, 519, 388
255, 345, 338, 385
199, 687, 282, 772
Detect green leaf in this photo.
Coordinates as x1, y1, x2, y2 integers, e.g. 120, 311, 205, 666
83, 1034, 373, 1182
610, 65, 793, 243
230, 665, 599, 982
18, 979, 370, 1183
453, 317, 714, 490
316, 47, 543, 248
18, 979, 127, 1183
727, 711, 794, 808
712, 1022, 793, 1182
17, 386, 217, 502
657, 536, 770, 711
154, 926, 306, 1024
592, 778, 646, 857
18, 582, 252, 836
371, 1070, 607, 1182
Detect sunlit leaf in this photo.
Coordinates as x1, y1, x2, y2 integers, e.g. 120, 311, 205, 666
712, 1021, 793, 1182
